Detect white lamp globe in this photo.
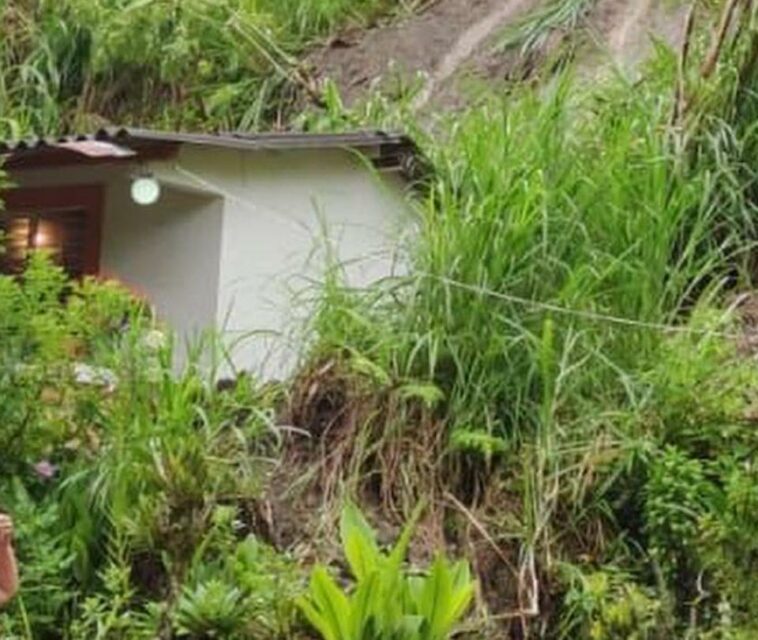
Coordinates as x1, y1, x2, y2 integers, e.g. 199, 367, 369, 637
131, 176, 161, 206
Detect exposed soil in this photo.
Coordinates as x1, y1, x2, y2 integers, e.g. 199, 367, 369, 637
308, 0, 692, 112
585, 0, 690, 74
309, 0, 524, 105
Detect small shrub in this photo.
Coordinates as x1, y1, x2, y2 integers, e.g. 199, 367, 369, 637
558, 564, 662, 640
0, 255, 296, 637
298, 503, 475, 640
174, 579, 248, 638
644, 446, 713, 584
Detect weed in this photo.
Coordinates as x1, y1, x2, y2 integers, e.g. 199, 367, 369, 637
496, 0, 596, 56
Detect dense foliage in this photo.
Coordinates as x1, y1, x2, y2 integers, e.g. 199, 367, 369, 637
0, 0, 411, 136
3, 0, 758, 638
299, 4, 758, 637
0, 253, 304, 638
0, 250, 469, 638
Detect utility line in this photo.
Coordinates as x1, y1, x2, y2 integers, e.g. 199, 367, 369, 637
423, 273, 744, 340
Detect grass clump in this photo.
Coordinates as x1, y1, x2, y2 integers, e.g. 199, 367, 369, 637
496, 0, 597, 56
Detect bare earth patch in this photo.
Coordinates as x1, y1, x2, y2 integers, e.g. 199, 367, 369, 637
585, 0, 690, 74
308, 0, 692, 112
308, 0, 536, 105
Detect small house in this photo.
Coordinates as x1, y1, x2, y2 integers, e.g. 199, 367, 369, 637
0, 128, 418, 377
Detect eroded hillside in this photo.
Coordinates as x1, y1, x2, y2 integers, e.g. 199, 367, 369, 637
309, 0, 690, 111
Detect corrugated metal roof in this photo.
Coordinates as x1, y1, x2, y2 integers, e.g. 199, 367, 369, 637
0, 127, 423, 178
116, 127, 413, 152
0, 127, 418, 171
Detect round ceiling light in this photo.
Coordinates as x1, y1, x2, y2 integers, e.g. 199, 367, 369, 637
131, 175, 161, 206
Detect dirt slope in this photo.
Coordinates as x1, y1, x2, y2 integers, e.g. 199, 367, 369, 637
309, 0, 526, 105
589, 0, 690, 72
309, 0, 691, 111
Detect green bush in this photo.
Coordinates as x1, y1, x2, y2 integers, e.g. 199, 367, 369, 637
559, 564, 662, 640
0, 254, 298, 637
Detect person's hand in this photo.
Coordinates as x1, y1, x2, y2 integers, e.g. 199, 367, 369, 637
0, 515, 13, 548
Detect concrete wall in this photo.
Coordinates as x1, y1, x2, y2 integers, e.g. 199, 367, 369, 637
100, 183, 223, 345
170, 145, 414, 379
7, 146, 413, 378
7, 163, 224, 349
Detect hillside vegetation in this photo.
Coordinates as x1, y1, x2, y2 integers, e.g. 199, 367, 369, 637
0, 0, 412, 136
2, 0, 758, 639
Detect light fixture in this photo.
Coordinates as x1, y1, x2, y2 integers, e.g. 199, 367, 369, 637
32, 220, 57, 250
33, 230, 48, 248
131, 172, 161, 206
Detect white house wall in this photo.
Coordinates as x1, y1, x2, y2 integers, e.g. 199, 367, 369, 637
171, 146, 413, 379
99, 184, 223, 347
8, 146, 414, 378
7, 164, 224, 351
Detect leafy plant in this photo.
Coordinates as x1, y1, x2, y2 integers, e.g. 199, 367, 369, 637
174, 579, 248, 638
298, 503, 474, 640
559, 564, 662, 640
0, 0, 411, 135
496, 0, 596, 55
69, 561, 159, 640
0, 479, 74, 637
170, 510, 304, 639
0, 255, 293, 637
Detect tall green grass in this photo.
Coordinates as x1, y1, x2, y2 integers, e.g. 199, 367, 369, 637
317, 64, 751, 445
303, 8, 758, 633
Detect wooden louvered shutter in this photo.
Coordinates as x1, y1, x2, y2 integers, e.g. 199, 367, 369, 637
0, 186, 103, 279
1, 216, 32, 274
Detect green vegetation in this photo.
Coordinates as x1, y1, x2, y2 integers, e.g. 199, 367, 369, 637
298, 503, 474, 640
496, 0, 596, 55
295, 3, 758, 637
0, 251, 468, 638
0, 0, 411, 136
0, 252, 301, 637
3, 0, 758, 638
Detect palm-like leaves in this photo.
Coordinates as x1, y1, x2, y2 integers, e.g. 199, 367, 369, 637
298, 503, 475, 640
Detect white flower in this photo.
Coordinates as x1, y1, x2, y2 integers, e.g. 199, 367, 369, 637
73, 363, 118, 391
141, 329, 166, 352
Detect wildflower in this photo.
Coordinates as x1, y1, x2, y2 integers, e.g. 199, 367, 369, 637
32, 460, 57, 480
73, 363, 118, 392
141, 329, 166, 352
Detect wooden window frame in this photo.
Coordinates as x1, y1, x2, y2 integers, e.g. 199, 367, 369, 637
1, 185, 104, 277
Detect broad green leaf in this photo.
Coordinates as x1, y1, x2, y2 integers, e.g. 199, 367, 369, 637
341, 502, 381, 581
302, 565, 352, 640
349, 570, 380, 638
417, 556, 474, 639
297, 597, 336, 640
418, 555, 453, 639
387, 500, 426, 570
